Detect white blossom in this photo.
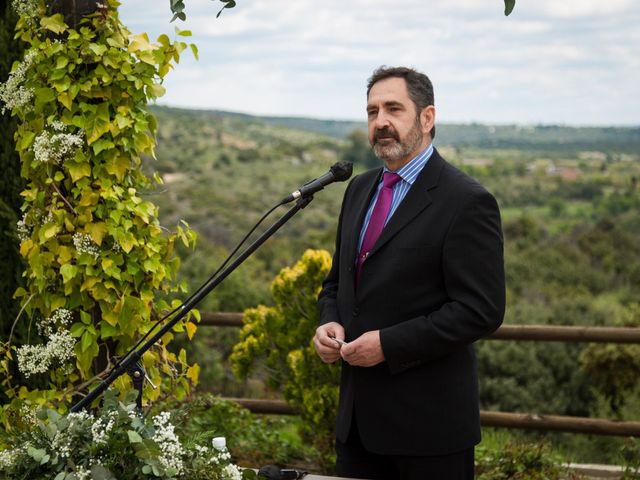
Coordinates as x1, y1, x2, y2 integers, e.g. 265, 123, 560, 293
16, 212, 30, 241
32, 123, 84, 164
152, 411, 185, 475
20, 405, 38, 425
0, 447, 20, 471
73, 232, 100, 259
0, 50, 36, 113
221, 463, 243, 480
91, 411, 117, 445
16, 328, 76, 378
37, 308, 73, 336
73, 465, 92, 480
51, 430, 72, 459
11, 0, 40, 22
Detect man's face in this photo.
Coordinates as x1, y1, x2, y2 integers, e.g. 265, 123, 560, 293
367, 77, 432, 170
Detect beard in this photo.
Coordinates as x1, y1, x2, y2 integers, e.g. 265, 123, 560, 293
372, 119, 424, 164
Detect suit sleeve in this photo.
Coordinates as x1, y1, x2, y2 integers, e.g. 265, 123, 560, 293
380, 187, 505, 374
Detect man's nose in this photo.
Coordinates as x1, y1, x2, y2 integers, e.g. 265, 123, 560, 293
373, 111, 390, 128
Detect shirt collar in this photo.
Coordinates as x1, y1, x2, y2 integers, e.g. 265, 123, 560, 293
383, 143, 434, 185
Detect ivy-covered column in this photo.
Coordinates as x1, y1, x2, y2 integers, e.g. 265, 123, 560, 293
0, 0, 199, 417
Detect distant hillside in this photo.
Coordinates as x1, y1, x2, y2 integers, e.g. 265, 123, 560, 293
151, 106, 640, 153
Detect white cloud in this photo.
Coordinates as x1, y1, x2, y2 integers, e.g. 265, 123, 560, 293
120, 0, 640, 125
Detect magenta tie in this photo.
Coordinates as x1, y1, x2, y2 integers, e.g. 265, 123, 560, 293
356, 172, 402, 285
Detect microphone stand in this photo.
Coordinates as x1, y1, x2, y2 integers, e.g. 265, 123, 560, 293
70, 195, 314, 413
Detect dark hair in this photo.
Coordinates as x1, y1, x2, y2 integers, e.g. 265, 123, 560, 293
367, 66, 436, 139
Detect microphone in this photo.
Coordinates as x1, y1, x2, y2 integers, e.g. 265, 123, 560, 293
281, 161, 353, 204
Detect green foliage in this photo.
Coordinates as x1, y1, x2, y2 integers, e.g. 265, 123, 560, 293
476, 439, 579, 479
619, 438, 640, 480
161, 394, 312, 469
343, 129, 378, 168
229, 249, 340, 472
0, 390, 255, 480
504, 0, 516, 16
580, 306, 640, 416
169, 0, 237, 22
0, 0, 199, 419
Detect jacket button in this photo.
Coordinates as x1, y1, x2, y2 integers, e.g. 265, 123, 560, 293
352, 308, 359, 316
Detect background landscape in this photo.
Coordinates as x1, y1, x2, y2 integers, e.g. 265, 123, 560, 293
144, 105, 640, 465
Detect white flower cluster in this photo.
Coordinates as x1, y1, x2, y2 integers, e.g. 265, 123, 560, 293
51, 430, 72, 459
73, 232, 100, 259
11, 0, 40, 22
16, 212, 31, 241
0, 50, 36, 114
221, 463, 244, 480
0, 447, 21, 471
152, 411, 185, 476
20, 405, 37, 425
16, 328, 76, 378
91, 410, 117, 445
50, 412, 92, 463
209, 447, 232, 465
37, 308, 73, 336
33, 121, 84, 164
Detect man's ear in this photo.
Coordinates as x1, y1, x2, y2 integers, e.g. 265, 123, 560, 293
421, 105, 436, 136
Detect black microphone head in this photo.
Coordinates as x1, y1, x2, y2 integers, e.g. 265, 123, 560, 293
330, 161, 353, 182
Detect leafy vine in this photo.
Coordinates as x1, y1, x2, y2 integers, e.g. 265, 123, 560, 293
0, 0, 199, 421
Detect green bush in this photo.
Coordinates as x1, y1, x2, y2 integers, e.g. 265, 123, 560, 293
229, 249, 340, 472
159, 394, 314, 470
0, 390, 256, 480
476, 440, 581, 480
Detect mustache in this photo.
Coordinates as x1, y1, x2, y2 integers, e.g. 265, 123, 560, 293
373, 127, 399, 143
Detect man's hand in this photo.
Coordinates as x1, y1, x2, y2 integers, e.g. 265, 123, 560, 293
313, 322, 345, 363
340, 330, 385, 367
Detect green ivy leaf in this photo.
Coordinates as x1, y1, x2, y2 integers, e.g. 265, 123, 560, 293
80, 329, 96, 352
504, 0, 516, 15
92, 138, 115, 156
70, 322, 86, 338
60, 263, 78, 284
89, 43, 108, 56
40, 14, 67, 34
85, 103, 112, 145
66, 160, 92, 182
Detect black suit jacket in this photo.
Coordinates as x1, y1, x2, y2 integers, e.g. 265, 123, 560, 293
318, 148, 505, 456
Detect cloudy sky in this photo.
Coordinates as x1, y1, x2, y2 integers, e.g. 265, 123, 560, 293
119, 0, 639, 126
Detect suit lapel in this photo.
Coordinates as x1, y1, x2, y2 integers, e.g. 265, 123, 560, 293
369, 150, 445, 257
345, 168, 383, 267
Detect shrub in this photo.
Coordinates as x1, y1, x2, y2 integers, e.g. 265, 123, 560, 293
0, 390, 256, 480
229, 249, 340, 472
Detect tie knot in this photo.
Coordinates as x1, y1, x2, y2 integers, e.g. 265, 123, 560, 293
383, 172, 401, 189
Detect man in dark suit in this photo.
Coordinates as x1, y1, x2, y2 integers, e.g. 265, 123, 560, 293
313, 66, 505, 479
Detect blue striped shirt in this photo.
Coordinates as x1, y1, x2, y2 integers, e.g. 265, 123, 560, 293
357, 144, 434, 253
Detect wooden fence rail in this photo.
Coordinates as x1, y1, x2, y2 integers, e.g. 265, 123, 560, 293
216, 398, 640, 437
199, 311, 640, 437
199, 311, 640, 343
